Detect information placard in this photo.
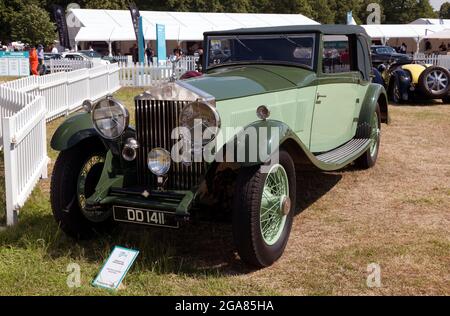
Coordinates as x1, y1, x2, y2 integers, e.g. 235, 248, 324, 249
92, 246, 139, 290
0, 51, 30, 76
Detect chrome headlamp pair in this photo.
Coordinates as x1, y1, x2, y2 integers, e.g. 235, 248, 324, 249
83, 96, 129, 140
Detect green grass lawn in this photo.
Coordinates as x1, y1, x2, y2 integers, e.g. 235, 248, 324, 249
0, 88, 449, 295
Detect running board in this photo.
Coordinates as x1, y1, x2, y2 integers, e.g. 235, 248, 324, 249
314, 138, 371, 165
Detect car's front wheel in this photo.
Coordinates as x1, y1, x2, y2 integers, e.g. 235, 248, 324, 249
51, 139, 111, 239
390, 78, 404, 104
232, 150, 296, 267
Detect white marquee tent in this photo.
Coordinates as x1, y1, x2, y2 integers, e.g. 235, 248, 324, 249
360, 24, 449, 53
71, 9, 319, 44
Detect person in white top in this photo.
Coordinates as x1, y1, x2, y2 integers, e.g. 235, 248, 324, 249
51, 45, 58, 54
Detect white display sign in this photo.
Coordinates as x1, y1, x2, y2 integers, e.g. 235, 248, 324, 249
92, 246, 139, 290
0, 51, 29, 76
0, 58, 8, 76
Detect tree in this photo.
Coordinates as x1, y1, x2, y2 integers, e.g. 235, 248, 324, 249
380, 0, 437, 24
308, 0, 335, 24
412, 0, 437, 19
84, 0, 129, 10
439, 2, 450, 19
328, 0, 364, 24
10, 4, 56, 46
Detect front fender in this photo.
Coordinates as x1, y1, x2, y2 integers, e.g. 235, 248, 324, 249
392, 69, 411, 101
50, 112, 98, 151
359, 83, 389, 135
218, 119, 317, 168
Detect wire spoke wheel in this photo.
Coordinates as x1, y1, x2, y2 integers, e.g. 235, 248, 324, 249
77, 154, 106, 222
426, 70, 449, 94
370, 111, 380, 158
260, 164, 289, 246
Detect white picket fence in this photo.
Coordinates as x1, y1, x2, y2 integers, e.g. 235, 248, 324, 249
44, 59, 93, 73
414, 53, 450, 69
0, 63, 121, 226
118, 56, 199, 87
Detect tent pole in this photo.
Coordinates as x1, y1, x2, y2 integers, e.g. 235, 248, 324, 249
108, 41, 113, 57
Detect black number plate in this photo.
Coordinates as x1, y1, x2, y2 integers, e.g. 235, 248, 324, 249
113, 206, 179, 228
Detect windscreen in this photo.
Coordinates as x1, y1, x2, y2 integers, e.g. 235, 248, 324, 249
206, 34, 316, 70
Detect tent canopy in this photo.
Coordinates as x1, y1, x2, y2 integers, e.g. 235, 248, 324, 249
72, 9, 319, 42
361, 24, 449, 41
423, 29, 450, 39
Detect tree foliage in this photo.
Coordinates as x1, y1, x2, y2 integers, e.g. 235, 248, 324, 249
10, 4, 56, 46
439, 2, 450, 19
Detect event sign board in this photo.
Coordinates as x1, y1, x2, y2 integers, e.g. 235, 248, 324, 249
0, 51, 29, 76
156, 24, 166, 64
92, 246, 139, 290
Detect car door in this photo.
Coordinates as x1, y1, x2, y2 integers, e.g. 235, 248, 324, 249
309, 35, 361, 153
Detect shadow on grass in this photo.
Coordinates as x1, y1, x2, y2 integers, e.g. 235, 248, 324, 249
0, 170, 341, 277
390, 99, 445, 107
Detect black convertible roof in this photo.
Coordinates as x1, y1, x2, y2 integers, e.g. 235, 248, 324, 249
204, 24, 369, 37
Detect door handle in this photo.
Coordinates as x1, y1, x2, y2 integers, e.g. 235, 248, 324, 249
316, 93, 327, 104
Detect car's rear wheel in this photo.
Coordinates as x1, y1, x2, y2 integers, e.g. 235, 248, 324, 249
232, 150, 296, 268
418, 66, 450, 99
51, 140, 111, 239
356, 104, 381, 169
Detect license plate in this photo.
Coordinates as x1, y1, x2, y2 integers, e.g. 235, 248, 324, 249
113, 206, 179, 228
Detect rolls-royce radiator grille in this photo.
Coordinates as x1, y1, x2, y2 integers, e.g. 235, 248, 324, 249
135, 98, 207, 190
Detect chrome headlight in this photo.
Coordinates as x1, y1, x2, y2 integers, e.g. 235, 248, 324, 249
92, 96, 129, 140
147, 148, 171, 176
179, 100, 220, 146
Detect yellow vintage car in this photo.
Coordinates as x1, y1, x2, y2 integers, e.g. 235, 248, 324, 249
375, 61, 450, 104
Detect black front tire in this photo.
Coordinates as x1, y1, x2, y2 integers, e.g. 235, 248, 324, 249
232, 150, 296, 268
390, 78, 404, 104
51, 140, 111, 239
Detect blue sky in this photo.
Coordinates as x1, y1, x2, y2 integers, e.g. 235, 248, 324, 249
430, 0, 448, 11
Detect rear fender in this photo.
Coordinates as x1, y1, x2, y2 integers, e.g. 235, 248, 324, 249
358, 83, 389, 137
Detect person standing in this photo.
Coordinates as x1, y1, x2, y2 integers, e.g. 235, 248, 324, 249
29, 46, 39, 76
37, 44, 44, 74
400, 43, 407, 54
130, 44, 138, 63
51, 45, 58, 54
145, 44, 154, 65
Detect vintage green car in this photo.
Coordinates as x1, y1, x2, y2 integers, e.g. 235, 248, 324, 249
50, 25, 389, 267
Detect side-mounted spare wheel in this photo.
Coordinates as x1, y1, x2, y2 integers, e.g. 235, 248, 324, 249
232, 150, 296, 267
51, 138, 111, 239
417, 66, 450, 99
